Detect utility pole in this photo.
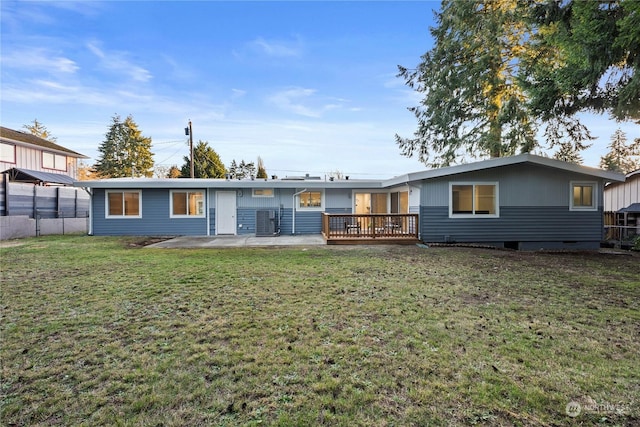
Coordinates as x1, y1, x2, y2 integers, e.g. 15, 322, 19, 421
185, 120, 194, 178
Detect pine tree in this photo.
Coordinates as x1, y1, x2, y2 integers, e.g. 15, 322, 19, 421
525, 0, 640, 122
553, 142, 584, 164
256, 156, 268, 179
599, 129, 640, 173
167, 165, 181, 178
23, 119, 57, 141
397, 0, 537, 167
227, 159, 256, 179
228, 160, 238, 179
180, 141, 226, 178
94, 115, 154, 178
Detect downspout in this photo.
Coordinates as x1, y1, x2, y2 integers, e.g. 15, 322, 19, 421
407, 182, 421, 240
81, 187, 93, 235
292, 188, 307, 235
206, 188, 210, 236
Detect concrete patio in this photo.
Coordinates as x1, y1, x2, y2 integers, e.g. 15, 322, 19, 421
145, 234, 326, 248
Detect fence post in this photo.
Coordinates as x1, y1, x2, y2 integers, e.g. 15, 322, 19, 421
33, 185, 38, 219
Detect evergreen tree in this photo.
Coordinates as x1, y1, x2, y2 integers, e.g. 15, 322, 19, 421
94, 115, 154, 178
399, 0, 638, 167
167, 165, 181, 178
397, 0, 537, 167
180, 141, 226, 178
553, 142, 584, 164
256, 156, 268, 179
525, 0, 640, 122
228, 160, 239, 179
599, 129, 640, 173
227, 159, 256, 179
23, 119, 57, 141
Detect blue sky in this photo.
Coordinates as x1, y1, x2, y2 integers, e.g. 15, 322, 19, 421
1, 1, 637, 178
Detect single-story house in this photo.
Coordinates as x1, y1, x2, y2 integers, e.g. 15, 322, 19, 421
75, 153, 625, 250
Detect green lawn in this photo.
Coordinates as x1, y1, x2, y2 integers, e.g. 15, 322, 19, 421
1, 236, 638, 426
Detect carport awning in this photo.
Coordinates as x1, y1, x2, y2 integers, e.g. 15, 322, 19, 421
618, 203, 640, 213
2, 167, 75, 185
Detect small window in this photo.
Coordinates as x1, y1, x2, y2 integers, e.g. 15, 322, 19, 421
298, 191, 323, 209
106, 191, 141, 218
570, 182, 597, 211
253, 188, 274, 197
43, 152, 67, 171
1, 143, 16, 163
171, 191, 204, 217
450, 183, 498, 217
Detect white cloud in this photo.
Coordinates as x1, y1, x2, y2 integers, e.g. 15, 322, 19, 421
87, 41, 152, 83
1, 48, 79, 73
267, 87, 350, 118
250, 36, 303, 58
231, 88, 247, 99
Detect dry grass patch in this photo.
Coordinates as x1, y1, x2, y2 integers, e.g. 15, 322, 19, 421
1, 236, 638, 426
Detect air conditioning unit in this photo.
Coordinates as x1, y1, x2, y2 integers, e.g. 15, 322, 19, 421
256, 210, 277, 236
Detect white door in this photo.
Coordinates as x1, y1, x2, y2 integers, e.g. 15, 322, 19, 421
216, 191, 236, 235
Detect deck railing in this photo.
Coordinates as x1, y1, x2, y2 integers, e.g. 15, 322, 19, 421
322, 213, 419, 241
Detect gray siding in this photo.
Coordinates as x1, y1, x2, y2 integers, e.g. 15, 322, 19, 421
325, 188, 352, 209
294, 211, 322, 234
237, 188, 289, 209
92, 188, 207, 236
421, 206, 603, 247
208, 208, 216, 235
421, 164, 604, 208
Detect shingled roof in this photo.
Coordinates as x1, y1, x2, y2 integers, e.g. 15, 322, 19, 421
0, 126, 87, 158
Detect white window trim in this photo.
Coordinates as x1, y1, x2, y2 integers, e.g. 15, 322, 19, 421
252, 188, 275, 198
42, 151, 67, 171
297, 190, 325, 211
449, 182, 500, 218
569, 181, 598, 211
170, 190, 206, 218
105, 190, 142, 218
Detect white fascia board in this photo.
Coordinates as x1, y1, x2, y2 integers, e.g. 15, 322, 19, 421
74, 178, 386, 189
382, 153, 626, 186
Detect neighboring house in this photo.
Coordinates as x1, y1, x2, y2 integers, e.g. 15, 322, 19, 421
1, 126, 90, 239
604, 169, 639, 213
75, 154, 625, 250
604, 169, 640, 236
1, 125, 88, 183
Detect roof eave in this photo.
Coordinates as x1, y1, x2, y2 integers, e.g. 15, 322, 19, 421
385, 153, 626, 185
74, 178, 386, 189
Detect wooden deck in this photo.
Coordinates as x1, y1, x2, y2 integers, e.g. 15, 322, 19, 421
322, 213, 420, 245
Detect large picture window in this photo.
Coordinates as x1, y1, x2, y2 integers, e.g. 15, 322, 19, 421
42, 152, 67, 171
1, 143, 16, 163
171, 191, 204, 217
106, 191, 141, 218
298, 191, 322, 209
570, 182, 597, 211
450, 183, 498, 217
